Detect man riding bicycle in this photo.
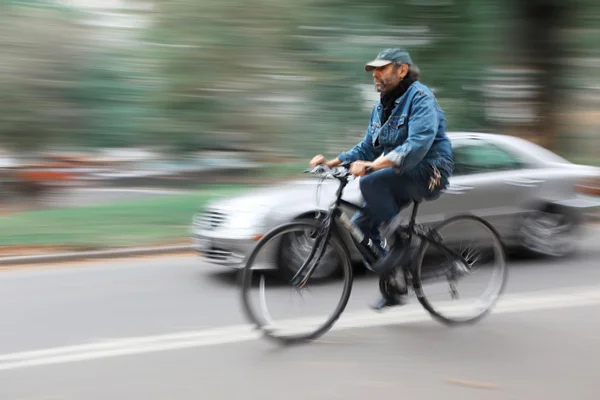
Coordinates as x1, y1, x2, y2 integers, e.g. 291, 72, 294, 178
310, 48, 454, 310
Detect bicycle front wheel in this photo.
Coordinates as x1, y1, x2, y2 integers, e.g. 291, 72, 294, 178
240, 220, 353, 344
413, 214, 508, 326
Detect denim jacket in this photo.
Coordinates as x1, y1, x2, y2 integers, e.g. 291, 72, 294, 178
337, 81, 453, 176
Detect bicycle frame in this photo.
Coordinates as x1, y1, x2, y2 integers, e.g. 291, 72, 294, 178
290, 165, 468, 288
290, 168, 412, 286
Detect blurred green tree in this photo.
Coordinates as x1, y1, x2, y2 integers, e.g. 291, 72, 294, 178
1, 0, 597, 159
0, 2, 89, 151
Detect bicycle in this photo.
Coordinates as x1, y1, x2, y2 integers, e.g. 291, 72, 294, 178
240, 163, 508, 344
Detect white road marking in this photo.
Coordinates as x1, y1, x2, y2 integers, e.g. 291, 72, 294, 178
1, 285, 600, 372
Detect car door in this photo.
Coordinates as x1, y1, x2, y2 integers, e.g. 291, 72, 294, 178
417, 137, 537, 238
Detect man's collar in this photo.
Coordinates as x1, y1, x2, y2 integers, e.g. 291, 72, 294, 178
394, 78, 417, 104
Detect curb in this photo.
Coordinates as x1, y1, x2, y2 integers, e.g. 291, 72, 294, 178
0, 245, 195, 267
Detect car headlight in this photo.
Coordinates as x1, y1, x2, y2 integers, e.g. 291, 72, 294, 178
193, 206, 270, 239
224, 211, 267, 231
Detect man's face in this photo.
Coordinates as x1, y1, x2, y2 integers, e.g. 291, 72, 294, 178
372, 63, 407, 93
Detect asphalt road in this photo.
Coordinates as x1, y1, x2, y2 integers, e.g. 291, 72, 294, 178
0, 226, 599, 399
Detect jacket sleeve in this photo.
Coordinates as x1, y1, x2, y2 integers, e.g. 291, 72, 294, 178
337, 108, 381, 164
385, 92, 438, 173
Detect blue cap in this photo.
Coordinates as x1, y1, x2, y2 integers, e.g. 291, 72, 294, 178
365, 48, 413, 72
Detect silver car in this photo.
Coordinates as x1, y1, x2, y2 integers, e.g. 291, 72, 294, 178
191, 132, 600, 278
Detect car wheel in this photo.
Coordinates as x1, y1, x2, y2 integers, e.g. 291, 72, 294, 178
276, 218, 342, 280
519, 208, 582, 258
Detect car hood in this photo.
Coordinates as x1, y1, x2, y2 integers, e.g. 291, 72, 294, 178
204, 178, 355, 213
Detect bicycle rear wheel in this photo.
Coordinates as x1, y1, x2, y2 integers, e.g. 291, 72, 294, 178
240, 220, 353, 344
413, 214, 508, 325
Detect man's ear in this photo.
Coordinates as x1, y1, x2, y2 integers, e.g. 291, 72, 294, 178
400, 63, 409, 79
395, 63, 408, 79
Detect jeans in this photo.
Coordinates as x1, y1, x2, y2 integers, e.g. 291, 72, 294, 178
350, 163, 449, 257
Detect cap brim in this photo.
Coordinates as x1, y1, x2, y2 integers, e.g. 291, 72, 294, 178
364, 59, 392, 72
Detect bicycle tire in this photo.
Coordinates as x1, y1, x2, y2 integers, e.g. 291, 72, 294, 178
240, 220, 353, 344
412, 213, 508, 326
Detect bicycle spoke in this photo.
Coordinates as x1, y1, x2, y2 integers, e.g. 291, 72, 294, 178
414, 214, 508, 325
241, 220, 353, 343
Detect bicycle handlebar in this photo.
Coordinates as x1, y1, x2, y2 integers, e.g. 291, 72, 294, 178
304, 162, 373, 179
305, 163, 349, 179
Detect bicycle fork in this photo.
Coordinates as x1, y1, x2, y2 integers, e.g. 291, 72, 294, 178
289, 216, 336, 288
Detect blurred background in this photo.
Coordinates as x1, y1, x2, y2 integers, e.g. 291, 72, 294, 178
0, 0, 599, 253
2, 2, 600, 396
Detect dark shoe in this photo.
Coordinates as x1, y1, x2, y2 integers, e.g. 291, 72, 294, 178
369, 293, 409, 311
369, 269, 409, 311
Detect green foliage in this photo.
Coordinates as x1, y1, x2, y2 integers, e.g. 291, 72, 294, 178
0, 3, 87, 150
0, 185, 248, 247
1, 0, 598, 155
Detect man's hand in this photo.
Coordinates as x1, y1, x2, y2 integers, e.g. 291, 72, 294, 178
309, 155, 342, 169
349, 160, 373, 177
309, 154, 327, 168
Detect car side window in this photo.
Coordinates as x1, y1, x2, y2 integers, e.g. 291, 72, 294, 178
452, 140, 524, 175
